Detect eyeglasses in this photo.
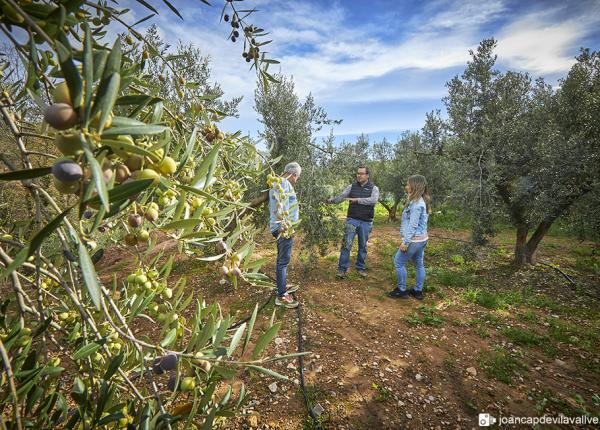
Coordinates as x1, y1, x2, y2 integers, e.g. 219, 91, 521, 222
356, 172, 367, 176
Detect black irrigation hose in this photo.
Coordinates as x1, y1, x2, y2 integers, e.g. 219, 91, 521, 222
232, 272, 324, 429
295, 300, 325, 430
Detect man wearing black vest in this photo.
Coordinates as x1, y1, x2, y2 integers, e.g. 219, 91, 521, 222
328, 165, 380, 278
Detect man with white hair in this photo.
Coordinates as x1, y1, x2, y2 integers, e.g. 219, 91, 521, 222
269, 162, 301, 309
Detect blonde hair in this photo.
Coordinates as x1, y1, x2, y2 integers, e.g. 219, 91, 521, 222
405, 175, 432, 213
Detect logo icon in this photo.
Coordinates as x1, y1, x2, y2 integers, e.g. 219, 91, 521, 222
479, 413, 497, 427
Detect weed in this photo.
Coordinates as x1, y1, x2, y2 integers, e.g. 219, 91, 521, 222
476, 290, 501, 309
437, 269, 474, 288
371, 383, 392, 402
502, 327, 545, 346
478, 346, 527, 385
500, 290, 523, 306
575, 256, 600, 275
405, 305, 444, 327
443, 357, 456, 369
452, 318, 469, 327
572, 247, 595, 257
480, 311, 504, 325
527, 294, 563, 312
474, 326, 491, 338
451, 254, 465, 265
462, 288, 480, 303
519, 310, 538, 322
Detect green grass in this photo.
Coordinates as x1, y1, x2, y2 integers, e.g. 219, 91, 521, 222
546, 319, 599, 352
428, 206, 473, 231
527, 294, 564, 312
575, 256, 600, 275
478, 346, 527, 385
405, 305, 444, 327
474, 326, 491, 338
434, 269, 474, 288
502, 327, 545, 346
519, 310, 538, 323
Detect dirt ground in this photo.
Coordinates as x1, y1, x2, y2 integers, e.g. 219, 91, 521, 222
98, 224, 600, 429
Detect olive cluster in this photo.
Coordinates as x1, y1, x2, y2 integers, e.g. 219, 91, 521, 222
45, 81, 180, 200
153, 353, 198, 393
219, 249, 243, 280
125, 267, 172, 299
219, 179, 243, 201
40, 277, 60, 290
267, 174, 296, 239
202, 124, 225, 143
0, 326, 32, 347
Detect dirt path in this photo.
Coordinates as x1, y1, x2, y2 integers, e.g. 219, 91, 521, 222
228, 225, 600, 429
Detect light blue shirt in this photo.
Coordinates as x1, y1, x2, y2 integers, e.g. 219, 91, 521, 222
400, 198, 429, 245
269, 177, 299, 233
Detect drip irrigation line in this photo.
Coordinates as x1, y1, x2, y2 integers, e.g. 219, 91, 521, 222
232, 271, 324, 428
295, 300, 325, 430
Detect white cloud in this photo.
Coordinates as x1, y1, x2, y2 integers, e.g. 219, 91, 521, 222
118, 0, 599, 136
496, 7, 600, 74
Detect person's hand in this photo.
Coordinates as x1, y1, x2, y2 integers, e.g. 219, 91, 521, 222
399, 243, 409, 252
326, 198, 333, 204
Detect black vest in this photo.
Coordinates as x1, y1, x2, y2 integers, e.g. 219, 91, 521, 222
347, 181, 375, 222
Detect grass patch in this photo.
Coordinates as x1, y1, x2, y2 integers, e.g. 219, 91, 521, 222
405, 305, 444, 327
519, 309, 538, 323
474, 326, 491, 338
462, 288, 510, 309
476, 290, 501, 309
534, 389, 600, 418
478, 346, 527, 385
546, 319, 599, 352
502, 327, 545, 346
428, 206, 473, 231
527, 294, 564, 312
574, 256, 600, 275
435, 269, 474, 288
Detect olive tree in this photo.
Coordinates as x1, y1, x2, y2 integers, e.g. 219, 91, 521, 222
0, 1, 303, 429
254, 74, 343, 254
443, 39, 600, 264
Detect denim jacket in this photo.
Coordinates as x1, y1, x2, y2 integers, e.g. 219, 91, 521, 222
400, 198, 428, 245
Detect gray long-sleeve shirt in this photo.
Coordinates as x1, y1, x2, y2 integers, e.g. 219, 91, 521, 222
331, 184, 380, 205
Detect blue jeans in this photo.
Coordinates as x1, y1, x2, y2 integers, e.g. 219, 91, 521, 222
338, 218, 372, 272
273, 230, 294, 297
394, 241, 427, 292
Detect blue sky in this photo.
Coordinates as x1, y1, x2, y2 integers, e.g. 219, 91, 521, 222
28, 0, 600, 144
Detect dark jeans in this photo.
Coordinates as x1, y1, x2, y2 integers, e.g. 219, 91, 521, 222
338, 218, 373, 272
273, 230, 294, 297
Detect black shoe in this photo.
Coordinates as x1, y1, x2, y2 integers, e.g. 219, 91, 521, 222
387, 289, 410, 299
410, 290, 424, 300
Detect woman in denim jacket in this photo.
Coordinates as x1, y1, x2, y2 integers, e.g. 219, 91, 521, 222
388, 175, 431, 300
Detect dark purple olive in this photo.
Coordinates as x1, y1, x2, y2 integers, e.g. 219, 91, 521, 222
128, 214, 143, 228
167, 373, 178, 392
152, 357, 164, 375
160, 353, 178, 371
51, 159, 83, 183
83, 210, 94, 219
